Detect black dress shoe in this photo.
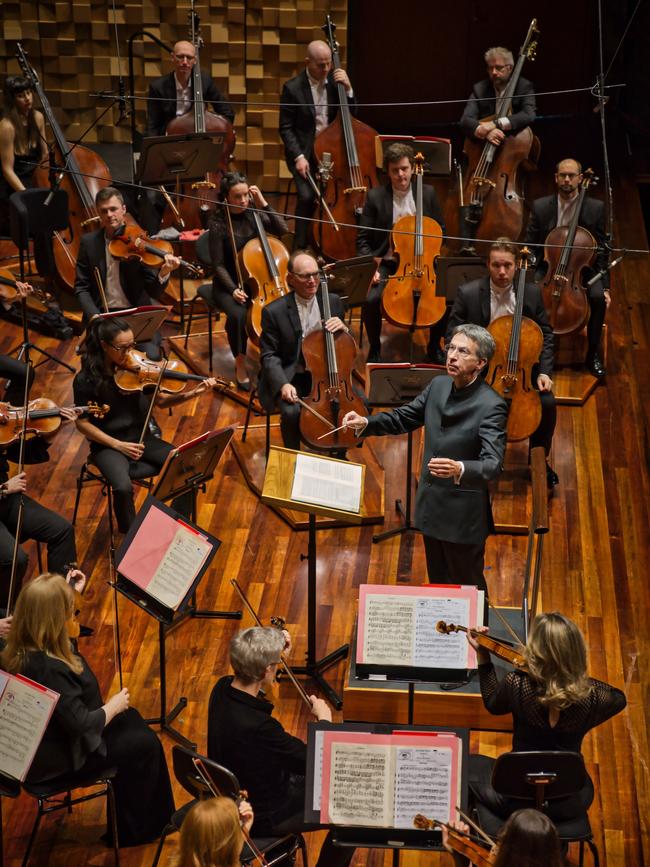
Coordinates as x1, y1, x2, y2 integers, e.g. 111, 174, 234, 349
79, 624, 94, 638
586, 353, 606, 378
148, 417, 162, 438
367, 348, 382, 364
236, 378, 251, 392
546, 462, 559, 489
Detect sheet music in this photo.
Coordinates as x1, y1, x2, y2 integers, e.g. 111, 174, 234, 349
291, 454, 362, 513
312, 729, 325, 811
393, 746, 453, 828
362, 595, 414, 665
413, 596, 474, 668
146, 525, 212, 609
0, 672, 58, 781
327, 742, 392, 826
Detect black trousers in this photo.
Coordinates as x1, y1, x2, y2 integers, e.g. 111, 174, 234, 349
278, 372, 312, 450
0, 493, 77, 605
587, 280, 607, 356
0, 354, 35, 406
423, 533, 488, 594
289, 167, 316, 250
211, 286, 248, 358
529, 390, 557, 455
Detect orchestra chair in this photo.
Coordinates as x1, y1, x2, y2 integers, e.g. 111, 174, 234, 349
20, 766, 119, 866
473, 751, 599, 866
8, 189, 69, 283
150, 745, 307, 867
183, 229, 221, 373
0, 773, 21, 867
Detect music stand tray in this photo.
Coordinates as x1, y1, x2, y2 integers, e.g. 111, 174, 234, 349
378, 135, 452, 177
324, 256, 377, 309
153, 426, 235, 507
137, 133, 226, 186
84, 305, 171, 343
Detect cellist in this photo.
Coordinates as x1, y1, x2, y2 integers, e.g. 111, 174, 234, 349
279, 40, 356, 250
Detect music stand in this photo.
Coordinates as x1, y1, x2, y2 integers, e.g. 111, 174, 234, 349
435, 256, 488, 303
81, 305, 171, 345
324, 256, 376, 309
368, 364, 447, 543
377, 135, 452, 177
137, 133, 226, 186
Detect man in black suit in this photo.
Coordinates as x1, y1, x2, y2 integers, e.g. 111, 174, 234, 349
74, 187, 180, 359
446, 238, 559, 489
357, 142, 446, 363
279, 40, 355, 250
525, 158, 610, 377
343, 324, 507, 593
259, 250, 349, 450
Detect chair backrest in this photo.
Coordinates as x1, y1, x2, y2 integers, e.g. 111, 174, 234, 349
172, 744, 241, 801
9, 189, 69, 247
194, 229, 212, 271
492, 751, 587, 802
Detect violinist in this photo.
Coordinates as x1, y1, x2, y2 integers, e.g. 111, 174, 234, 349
442, 810, 562, 867
258, 251, 349, 450
525, 159, 610, 378
73, 317, 218, 533
173, 797, 254, 867
279, 40, 356, 250
207, 626, 355, 867
468, 612, 626, 823
357, 142, 446, 363
207, 172, 288, 390
460, 47, 536, 147
343, 324, 507, 594
0, 572, 175, 846
0, 75, 48, 232
74, 187, 181, 361
446, 239, 559, 489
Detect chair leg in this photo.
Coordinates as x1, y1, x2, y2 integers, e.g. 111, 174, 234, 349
106, 779, 120, 865
150, 825, 174, 867
184, 297, 196, 349
207, 309, 214, 373
265, 412, 271, 461
242, 388, 257, 442
36, 542, 43, 573
21, 801, 45, 867
72, 467, 86, 526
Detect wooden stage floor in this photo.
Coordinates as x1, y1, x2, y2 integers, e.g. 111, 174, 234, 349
1, 185, 649, 866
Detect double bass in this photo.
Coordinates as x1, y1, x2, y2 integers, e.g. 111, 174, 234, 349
540, 169, 596, 334
381, 153, 444, 331
486, 248, 543, 442
313, 16, 379, 261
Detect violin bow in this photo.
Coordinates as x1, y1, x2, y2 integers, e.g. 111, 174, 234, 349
137, 357, 168, 445
93, 265, 109, 313
456, 805, 495, 847
487, 598, 525, 647
304, 170, 340, 230
224, 197, 247, 296
295, 396, 335, 430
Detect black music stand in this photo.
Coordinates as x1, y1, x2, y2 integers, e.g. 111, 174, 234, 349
324, 256, 376, 306
368, 364, 447, 543
435, 256, 488, 303
377, 136, 452, 177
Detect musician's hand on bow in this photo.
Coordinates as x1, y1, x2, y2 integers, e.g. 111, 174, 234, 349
14, 280, 31, 297
5, 471, 27, 495
342, 411, 368, 433
371, 269, 382, 285
324, 316, 347, 334
115, 440, 145, 460
280, 383, 299, 403
428, 457, 462, 478
486, 128, 505, 145
159, 253, 181, 280
309, 695, 332, 722
333, 68, 351, 91
295, 156, 310, 179
537, 373, 553, 393
233, 287, 248, 304
281, 629, 292, 655
248, 185, 268, 209
238, 799, 254, 835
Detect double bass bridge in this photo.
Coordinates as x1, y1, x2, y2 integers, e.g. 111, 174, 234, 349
343, 185, 367, 195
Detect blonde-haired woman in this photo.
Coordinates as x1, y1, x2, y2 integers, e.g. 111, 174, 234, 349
0, 572, 175, 847
469, 612, 626, 820
174, 796, 253, 867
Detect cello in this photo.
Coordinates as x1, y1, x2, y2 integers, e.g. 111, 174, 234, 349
381, 153, 444, 331
448, 20, 540, 249
313, 16, 379, 261
540, 169, 596, 335
299, 270, 366, 450
486, 248, 543, 442
16, 43, 113, 295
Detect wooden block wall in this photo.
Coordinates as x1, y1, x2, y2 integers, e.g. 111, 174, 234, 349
1, 1, 347, 189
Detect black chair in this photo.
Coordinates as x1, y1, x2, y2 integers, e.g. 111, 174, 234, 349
150, 745, 307, 867
8, 188, 69, 283
184, 229, 221, 372
0, 773, 21, 867
21, 766, 119, 866
473, 751, 600, 866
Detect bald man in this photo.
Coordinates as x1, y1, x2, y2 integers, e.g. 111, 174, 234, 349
279, 40, 356, 249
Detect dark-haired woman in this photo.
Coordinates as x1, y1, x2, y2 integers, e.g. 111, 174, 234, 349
207, 172, 288, 389
443, 810, 562, 867
73, 316, 218, 533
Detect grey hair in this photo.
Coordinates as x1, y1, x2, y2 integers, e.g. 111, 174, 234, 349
484, 46, 514, 66
451, 324, 496, 362
229, 627, 285, 684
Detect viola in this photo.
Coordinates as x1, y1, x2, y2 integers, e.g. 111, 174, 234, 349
113, 349, 233, 394
0, 399, 108, 447
436, 621, 527, 669
107, 223, 203, 277
299, 271, 366, 450
540, 169, 596, 335
486, 248, 543, 442
313, 16, 379, 261
382, 153, 444, 331
414, 814, 494, 867
0, 269, 51, 305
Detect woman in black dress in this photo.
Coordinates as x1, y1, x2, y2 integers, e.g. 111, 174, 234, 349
207, 172, 288, 389
0, 572, 175, 846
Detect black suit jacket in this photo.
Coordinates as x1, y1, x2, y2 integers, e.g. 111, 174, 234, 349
279, 69, 356, 167
460, 76, 536, 137
365, 375, 507, 545
74, 228, 167, 320
446, 277, 554, 376
145, 71, 234, 137
525, 194, 609, 287
357, 181, 446, 258
258, 289, 345, 411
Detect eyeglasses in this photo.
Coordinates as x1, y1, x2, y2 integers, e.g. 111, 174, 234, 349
557, 173, 579, 179
291, 271, 319, 282
108, 342, 136, 354
487, 64, 512, 72
445, 344, 477, 359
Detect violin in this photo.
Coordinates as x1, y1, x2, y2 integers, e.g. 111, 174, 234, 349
313, 16, 379, 261
0, 269, 51, 305
486, 248, 543, 442
540, 169, 596, 335
113, 349, 233, 394
0, 399, 108, 447
436, 621, 527, 669
382, 153, 444, 331
299, 270, 366, 451
107, 223, 203, 277
414, 814, 494, 867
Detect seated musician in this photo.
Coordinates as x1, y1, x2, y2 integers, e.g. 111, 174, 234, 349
207, 626, 354, 867
357, 142, 446, 363
74, 187, 180, 362
446, 238, 559, 489
258, 250, 350, 450
460, 46, 536, 147
73, 317, 218, 533
0, 75, 48, 233
173, 797, 253, 867
467, 612, 626, 823
525, 158, 610, 378
207, 171, 288, 390
0, 572, 175, 847
443, 810, 563, 867
279, 40, 355, 250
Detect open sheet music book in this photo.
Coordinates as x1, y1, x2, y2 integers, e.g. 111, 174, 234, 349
0, 670, 59, 781
290, 453, 363, 514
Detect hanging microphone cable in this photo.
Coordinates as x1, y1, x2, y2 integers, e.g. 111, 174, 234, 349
109, 0, 130, 124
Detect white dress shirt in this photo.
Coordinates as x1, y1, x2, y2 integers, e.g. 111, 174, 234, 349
489, 281, 515, 322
